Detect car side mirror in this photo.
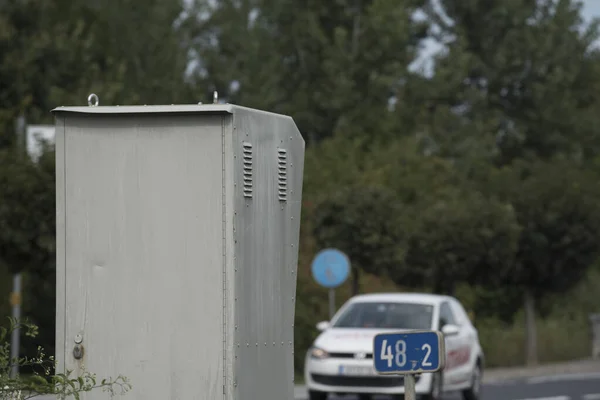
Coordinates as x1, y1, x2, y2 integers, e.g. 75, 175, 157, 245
316, 321, 330, 331
441, 324, 460, 336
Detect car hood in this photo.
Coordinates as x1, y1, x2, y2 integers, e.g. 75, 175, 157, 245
313, 328, 415, 354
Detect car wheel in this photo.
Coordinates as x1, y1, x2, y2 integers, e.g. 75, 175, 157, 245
358, 395, 371, 400
308, 390, 327, 400
462, 362, 482, 400
422, 372, 443, 400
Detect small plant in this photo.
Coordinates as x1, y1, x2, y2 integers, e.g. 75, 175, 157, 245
1, 317, 131, 399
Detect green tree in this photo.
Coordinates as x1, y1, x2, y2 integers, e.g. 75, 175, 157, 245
417, 0, 600, 164
312, 184, 402, 295
303, 134, 464, 207
0, 149, 55, 276
486, 160, 600, 365
0, 0, 194, 148
405, 0, 600, 365
183, 0, 428, 143
305, 135, 468, 295
403, 192, 521, 295
0, 144, 56, 369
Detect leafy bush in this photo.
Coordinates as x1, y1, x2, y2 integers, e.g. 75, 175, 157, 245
477, 314, 591, 368
469, 266, 600, 367
0, 317, 131, 400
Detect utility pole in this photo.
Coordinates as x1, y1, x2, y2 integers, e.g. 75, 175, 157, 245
15, 114, 26, 157
10, 114, 26, 379
10, 273, 22, 378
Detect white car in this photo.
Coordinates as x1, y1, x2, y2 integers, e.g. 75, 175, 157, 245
304, 293, 484, 400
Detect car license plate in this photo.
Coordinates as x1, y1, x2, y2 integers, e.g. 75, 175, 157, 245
338, 365, 376, 376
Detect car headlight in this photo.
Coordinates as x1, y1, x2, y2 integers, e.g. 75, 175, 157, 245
308, 347, 329, 360
309, 347, 329, 359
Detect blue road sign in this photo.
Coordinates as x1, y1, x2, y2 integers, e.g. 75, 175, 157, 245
311, 248, 350, 288
373, 331, 445, 374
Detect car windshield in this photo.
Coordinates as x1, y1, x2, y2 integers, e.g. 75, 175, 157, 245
331, 301, 434, 330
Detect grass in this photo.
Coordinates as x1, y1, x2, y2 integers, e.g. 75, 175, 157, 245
477, 313, 592, 368
295, 372, 305, 386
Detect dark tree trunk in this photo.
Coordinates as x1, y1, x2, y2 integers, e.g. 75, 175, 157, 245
524, 289, 538, 366
352, 266, 360, 295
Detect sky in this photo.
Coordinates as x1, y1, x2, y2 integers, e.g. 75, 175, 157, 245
582, 0, 600, 22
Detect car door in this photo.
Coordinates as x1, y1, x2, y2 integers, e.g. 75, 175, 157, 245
438, 301, 464, 389
449, 298, 478, 385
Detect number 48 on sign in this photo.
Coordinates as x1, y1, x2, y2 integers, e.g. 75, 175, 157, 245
373, 331, 445, 374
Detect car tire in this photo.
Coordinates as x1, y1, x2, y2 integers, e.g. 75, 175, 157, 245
462, 362, 482, 400
358, 395, 371, 400
308, 390, 327, 400
422, 372, 443, 400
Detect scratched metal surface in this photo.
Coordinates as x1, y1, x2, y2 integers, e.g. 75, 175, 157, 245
230, 106, 305, 400
55, 111, 227, 400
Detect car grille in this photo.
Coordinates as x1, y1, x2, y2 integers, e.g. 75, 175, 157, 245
329, 352, 373, 359
311, 373, 420, 388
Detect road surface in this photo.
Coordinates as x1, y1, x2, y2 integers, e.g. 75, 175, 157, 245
28, 371, 600, 399
295, 372, 600, 400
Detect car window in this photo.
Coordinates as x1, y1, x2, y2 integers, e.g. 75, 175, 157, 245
439, 302, 456, 329
332, 302, 434, 330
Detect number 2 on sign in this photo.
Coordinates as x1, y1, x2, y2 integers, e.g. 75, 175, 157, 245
380, 340, 433, 368
422, 343, 432, 366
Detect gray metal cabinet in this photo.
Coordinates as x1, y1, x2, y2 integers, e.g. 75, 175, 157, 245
53, 104, 305, 400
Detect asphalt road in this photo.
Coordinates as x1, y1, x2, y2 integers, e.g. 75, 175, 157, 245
294, 372, 600, 400
29, 371, 600, 399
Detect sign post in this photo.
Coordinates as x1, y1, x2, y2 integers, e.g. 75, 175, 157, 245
311, 248, 350, 319
373, 331, 446, 400
9, 273, 22, 379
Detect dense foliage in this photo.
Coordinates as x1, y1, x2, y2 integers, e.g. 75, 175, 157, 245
0, 318, 131, 399
2, 0, 600, 376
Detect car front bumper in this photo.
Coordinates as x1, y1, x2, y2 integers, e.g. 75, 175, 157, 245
304, 355, 434, 395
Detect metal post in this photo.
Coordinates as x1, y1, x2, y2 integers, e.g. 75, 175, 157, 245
10, 273, 22, 378
328, 288, 335, 320
404, 374, 416, 400
15, 114, 26, 158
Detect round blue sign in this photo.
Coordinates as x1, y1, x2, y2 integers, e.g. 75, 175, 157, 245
311, 248, 350, 288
